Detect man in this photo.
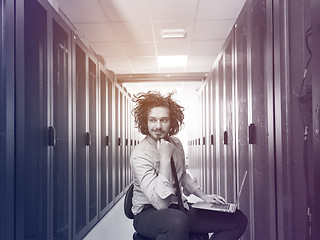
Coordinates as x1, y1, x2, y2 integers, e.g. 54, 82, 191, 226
130, 91, 247, 240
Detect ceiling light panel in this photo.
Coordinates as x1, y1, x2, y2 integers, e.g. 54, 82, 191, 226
153, 21, 193, 41
161, 29, 186, 39
158, 55, 188, 68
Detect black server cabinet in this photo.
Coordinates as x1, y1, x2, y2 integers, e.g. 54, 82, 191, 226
234, 8, 250, 240
99, 70, 113, 216
88, 58, 98, 227
224, 36, 236, 203
114, 86, 120, 198
107, 79, 114, 204
73, 41, 99, 239
119, 91, 124, 193
209, 70, 218, 194
1, 0, 15, 238
311, 1, 320, 238
249, 0, 276, 239
18, 1, 49, 239
73, 43, 87, 239
16, 0, 73, 239
51, 17, 72, 240
217, 56, 224, 196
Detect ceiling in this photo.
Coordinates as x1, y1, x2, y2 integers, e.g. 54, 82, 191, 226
54, 0, 245, 102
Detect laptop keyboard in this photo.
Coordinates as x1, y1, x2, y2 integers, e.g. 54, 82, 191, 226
211, 203, 231, 210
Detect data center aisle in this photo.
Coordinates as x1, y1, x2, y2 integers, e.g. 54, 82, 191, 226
83, 196, 135, 240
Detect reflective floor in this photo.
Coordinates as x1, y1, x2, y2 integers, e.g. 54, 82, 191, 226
83, 196, 135, 240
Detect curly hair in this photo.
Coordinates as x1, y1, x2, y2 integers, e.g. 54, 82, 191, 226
132, 91, 184, 136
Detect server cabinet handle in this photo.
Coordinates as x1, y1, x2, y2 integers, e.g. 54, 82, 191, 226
106, 135, 109, 146
211, 134, 214, 145
248, 123, 256, 144
130, 139, 133, 146
203, 136, 205, 145
125, 138, 128, 146
118, 137, 121, 146
86, 132, 92, 146
223, 131, 228, 145
48, 126, 56, 146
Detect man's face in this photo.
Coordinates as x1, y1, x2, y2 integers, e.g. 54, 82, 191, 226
147, 106, 171, 141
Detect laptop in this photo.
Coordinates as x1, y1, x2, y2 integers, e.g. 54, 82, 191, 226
192, 171, 248, 213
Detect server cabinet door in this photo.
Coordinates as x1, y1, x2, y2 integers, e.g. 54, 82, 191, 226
1, 0, 15, 237
73, 44, 87, 238
250, 1, 275, 239
114, 87, 120, 197
0, 4, 4, 237
210, 70, 218, 194
234, 9, 251, 240
217, 56, 225, 196
51, 19, 71, 240
99, 70, 108, 215
107, 79, 114, 204
19, 0, 49, 239
224, 37, 236, 203
88, 59, 98, 227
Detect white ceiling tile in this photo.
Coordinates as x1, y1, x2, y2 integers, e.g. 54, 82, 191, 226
193, 20, 235, 40
156, 41, 189, 55
189, 40, 224, 55
104, 57, 131, 68
100, 0, 151, 22
91, 42, 125, 57
186, 65, 212, 73
121, 42, 156, 56
197, 0, 246, 20
74, 23, 118, 42
128, 56, 158, 68
56, 0, 108, 23
112, 22, 154, 42
150, 0, 198, 21
112, 68, 134, 74
187, 55, 217, 66
133, 67, 159, 74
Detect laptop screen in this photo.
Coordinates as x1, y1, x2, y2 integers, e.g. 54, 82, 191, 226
236, 171, 248, 206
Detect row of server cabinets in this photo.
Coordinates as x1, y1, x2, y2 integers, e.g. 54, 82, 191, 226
1, 0, 138, 239
187, 0, 320, 240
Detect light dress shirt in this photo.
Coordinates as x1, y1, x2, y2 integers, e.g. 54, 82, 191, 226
130, 135, 200, 215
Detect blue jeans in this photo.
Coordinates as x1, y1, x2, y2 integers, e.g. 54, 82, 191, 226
133, 204, 248, 240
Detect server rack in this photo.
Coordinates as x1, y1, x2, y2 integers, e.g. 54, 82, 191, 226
1, 0, 15, 239
187, 1, 276, 239
13, 0, 135, 239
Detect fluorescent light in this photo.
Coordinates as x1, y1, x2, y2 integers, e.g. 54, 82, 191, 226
157, 55, 188, 68
161, 29, 186, 39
